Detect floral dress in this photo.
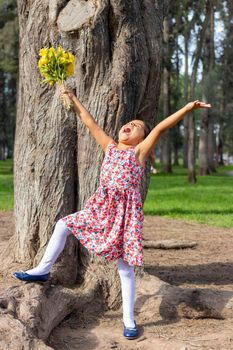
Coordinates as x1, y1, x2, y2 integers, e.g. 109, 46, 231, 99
61, 141, 144, 267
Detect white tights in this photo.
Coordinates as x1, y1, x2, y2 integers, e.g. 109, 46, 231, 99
26, 219, 136, 328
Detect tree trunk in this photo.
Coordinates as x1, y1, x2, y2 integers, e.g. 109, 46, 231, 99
208, 118, 217, 172
160, 15, 172, 173
207, 6, 216, 173
183, 29, 189, 168
219, 0, 233, 166
187, 112, 196, 183
13, 0, 164, 282
217, 93, 225, 166
0, 0, 165, 345
172, 37, 181, 167
198, 2, 216, 175
173, 140, 179, 166
0, 70, 8, 161
199, 107, 211, 175
188, 3, 210, 183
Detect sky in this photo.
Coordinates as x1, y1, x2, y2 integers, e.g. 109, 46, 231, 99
178, 11, 225, 77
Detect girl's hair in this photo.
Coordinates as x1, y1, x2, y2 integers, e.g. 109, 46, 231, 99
143, 122, 151, 139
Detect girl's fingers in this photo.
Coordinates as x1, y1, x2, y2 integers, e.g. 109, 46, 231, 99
59, 89, 69, 95
186, 100, 212, 111
62, 90, 73, 97
59, 89, 73, 101
194, 101, 212, 109
59, 85, 71, 94
199, 102, 212, 108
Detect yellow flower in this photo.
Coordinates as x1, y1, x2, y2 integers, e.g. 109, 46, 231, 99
59, 57, 68, 64
38, 57, 48, 67
58, 46, 65, 55
38, 46, 75, 85
68, 52, 75, 63
39, 47, 48, 57
63, 52, 69, 60
66, 63, 74, 76
48, 47, 57, 58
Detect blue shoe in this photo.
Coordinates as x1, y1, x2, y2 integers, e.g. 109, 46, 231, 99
123, 321, 139, 340
12, 271, 50, 282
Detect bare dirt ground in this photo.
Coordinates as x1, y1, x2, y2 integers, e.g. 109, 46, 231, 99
1, 211, 233, 349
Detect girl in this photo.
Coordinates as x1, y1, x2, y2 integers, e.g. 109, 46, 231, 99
13, 88, 211, 339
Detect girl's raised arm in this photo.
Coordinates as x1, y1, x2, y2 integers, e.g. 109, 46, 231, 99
60, 86, 114, 152
137, 100, 212, 163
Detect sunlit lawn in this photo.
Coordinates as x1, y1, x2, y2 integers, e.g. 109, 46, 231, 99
0, 159, 233, 228
144, 163, 233, 228
0, 159, 14, 211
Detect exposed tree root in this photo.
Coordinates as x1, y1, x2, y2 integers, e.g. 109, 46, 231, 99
143, 239, 198, 249
136, 272, 233, 322
2, 265, 233, 349
0, 260, 121, 349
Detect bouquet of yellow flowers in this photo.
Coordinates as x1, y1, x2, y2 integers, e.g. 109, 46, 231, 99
38, 46, 75, 110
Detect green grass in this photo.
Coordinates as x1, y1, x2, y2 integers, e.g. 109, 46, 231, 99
1, 159, 233, 228
144, 163, 233, 228
0, 159, 14, 211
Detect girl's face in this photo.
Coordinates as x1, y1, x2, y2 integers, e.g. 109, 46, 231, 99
118, 119, 145, 145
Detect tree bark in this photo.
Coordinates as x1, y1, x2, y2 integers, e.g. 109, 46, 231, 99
188, 3, 210, 183
199, 107, 211, 175
182, 9, 199, 170
0, 0, 165, 345
187, 111, 196, 183
208, 118, 217, 172
160, 14, 172, 173
199, 2, 216, 175
13, 0, 164, 284
183, 26, 189, 169
219, 0, 233, 166
218, 81, 226, 166
0, 70, 8, 161
207, 5, 217, 173
3, 262, 233, 349
143, 239, 198, 249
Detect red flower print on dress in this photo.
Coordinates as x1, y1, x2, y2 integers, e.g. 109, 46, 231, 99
61, 142, 145, 267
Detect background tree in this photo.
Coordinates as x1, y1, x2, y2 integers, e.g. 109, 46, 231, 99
160, 12, 172, 173
219, 0, 233, 164
199, 0, 216, 175
0, 0, 18, 160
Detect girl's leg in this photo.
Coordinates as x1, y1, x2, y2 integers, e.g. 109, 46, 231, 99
117, 259, 136, 328
26, 219, 71, 276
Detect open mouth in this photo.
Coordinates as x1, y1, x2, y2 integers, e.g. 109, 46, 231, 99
123, 126, 131, 133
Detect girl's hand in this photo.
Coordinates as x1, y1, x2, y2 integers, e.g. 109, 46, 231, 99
185, 100, 212, 112
59, 86, 75, 101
